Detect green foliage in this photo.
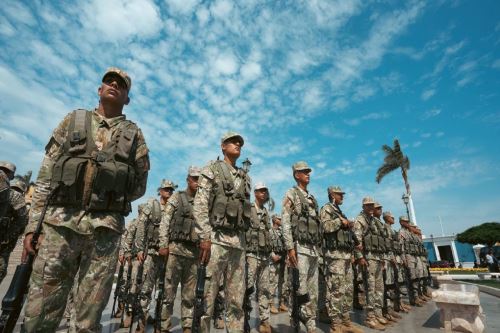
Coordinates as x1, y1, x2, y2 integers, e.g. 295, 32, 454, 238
456, 222, 500, 247
376, 139, 410, 183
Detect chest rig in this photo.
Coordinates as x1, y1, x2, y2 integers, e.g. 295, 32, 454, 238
290, 187, 320, 245
322, 203, 353, 251
245, 204, 271, 253
169, 191, 196, 243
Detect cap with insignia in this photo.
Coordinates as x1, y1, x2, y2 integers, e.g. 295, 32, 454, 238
292, 161, 312, 172
102, 67, 132, 92
383, 211, 394, 218
399, 215, 410, 222
188, 166, 201, 177
362, 196, 375, 205
159, 179, 178, 190
328, 186, 345, 194
254, 182, 268, 191
374, 202, 382, 208
221, 131, 244, 146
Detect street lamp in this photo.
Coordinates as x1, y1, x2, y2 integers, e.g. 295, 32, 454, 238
242, 158, 252, 173
402, 193, 410, 221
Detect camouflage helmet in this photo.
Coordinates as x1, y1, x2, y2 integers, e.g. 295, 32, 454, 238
292, 161, 312, 173
0, 161, 16, 174
374, 201, 382, 208
10, 176, 27, 193
362, 196, 375, 205
383, 211, 394, 218
221, 131, 244, 146
188, 166, 201, 177
399, 215, 410, 223
328, 186, 345, 194
102, 67, 132, 92
254, 181, 268, 191
158, 179, 178, 190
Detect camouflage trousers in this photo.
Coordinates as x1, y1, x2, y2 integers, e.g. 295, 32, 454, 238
23, 224, 120, 333
201, 244, 245, 333
383, 260, 398, 311
160, 253, 197, 331
269, 256, 288, 306
289, 251, 318, 331
363, 259, 384, 317
139, 254, 166, 317
318, 266, 327, 312
0, 249, 10, 285
246, 254, 271, 323
324, 258, 353, 322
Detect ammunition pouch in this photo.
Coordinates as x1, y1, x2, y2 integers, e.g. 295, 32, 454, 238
324, 229, 352, 251
291, 187, 320, 246
170, 192, 196, 243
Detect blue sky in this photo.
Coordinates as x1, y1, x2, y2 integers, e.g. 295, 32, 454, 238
1, 0, 499, 238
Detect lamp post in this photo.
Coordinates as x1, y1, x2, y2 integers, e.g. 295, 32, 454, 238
242, 158, 252, 173
402, 193, 410, 220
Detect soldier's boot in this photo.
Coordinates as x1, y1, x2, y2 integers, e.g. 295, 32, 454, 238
383, 313, 397, 323
122, 313, 132, 328
114, 302, 125, 318
329, 320, 343, 333
388, 309, 402, 319
135, 318, 146, 333
364, 315, 385, 331
375, 315, 390, 326
319, 307, 331, 324
414, 298, 424, 307
214, 318, 225, 329
259, 320, 272, 333
279, 302, 288, 312
270, 304, 279, 314
341, 318, 364, 333
183, 328, 192, 333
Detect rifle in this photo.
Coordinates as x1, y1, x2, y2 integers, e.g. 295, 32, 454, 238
393, 262, 401, 312
290, 265, 310, 333
154, 260, 167, 331
0, 187, 56, 333
111, 261, 125, 318
404, 266, 416, 305
192, 264, 207, 333
120, 258, 134, 327
360, 264, 370, 309
382, 268, 389, 315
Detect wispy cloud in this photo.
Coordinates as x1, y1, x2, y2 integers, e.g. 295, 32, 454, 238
344, 112, 390, 126
422, 108, 442, 120
421, 88, 436, 101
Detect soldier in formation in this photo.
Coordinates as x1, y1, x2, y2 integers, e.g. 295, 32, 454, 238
193, 131, 251, 332
158, 167, 201, 333
0, 165, 29, 285
245, 182, 273, 333
268, 214, 288, 315
281, 161, 320, 333
21, 67, 149, 332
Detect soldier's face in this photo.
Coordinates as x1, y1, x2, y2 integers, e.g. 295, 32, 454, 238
254, 188, 268, 202
373, 207, 382, 217
98, 74, 129, 106
384, 216, 394, 225
187, 176, 199, 192
363, 204, 374, 215
159, 187, 174, 201
333, 192, 344, 205
294, 170, 310, 185
273, 217, 282, 226
221, 138, 242, 159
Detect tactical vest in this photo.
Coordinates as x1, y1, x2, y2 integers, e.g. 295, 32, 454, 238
391, 229, 401, 254
50, 110, 138, 215
144, 199, 162, 250
362, 216, 387, 253
290, 187, 320, 245
403, 231, 417, 255
271, 229, 286, 254
209, 160, 251, 231
169, 191, 196, 243
245, 204, 271, 254
322, 204, 353, 251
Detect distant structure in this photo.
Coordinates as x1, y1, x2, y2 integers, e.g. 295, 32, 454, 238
423, 234, 477, 268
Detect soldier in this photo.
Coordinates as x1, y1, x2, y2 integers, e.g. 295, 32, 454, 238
352, 197, 387, 330
158, 167, 201, 333
411, 226, 431, 302
398, 216, 424, 307
21, 67, 149, 332
134, 180, 175, 332
319, 186, 363, 333
245, 182, 273, 333
193, 131, 252, 332
0, 161, 16, 219
281, 161, 319, 333
269, 214, 288, 315
379, 211, 403, 322
0, 172, 29, 285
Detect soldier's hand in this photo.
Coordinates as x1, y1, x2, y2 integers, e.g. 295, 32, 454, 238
118, 255, 125, 264
355, 244, 363, 251
357, 257, 368, 267
272, 254, 281, 263
199, 240, 211, 264
125, 254, 131, 263
287, 249, 298, 268
22, 233, 43, 263
341, 218, 349, 228
159, 247, 169, 258
137, 251, 145, 263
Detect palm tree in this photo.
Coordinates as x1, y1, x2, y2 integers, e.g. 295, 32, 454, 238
376, 139, 417, 224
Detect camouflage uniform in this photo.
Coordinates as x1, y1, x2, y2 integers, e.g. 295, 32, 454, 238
353, 210, 385, 319
134, 198, 164, 323
319, 200, 354, 325
0, 161, 16, 219
22, 95, 149, 332
193, 157, 251, 333
281, 179, 320, 332
269, 224, 288, 308
245, 200, 272, 325
159, 188, 200, 331
0, 187, 29, 284
399, 225, 418, 296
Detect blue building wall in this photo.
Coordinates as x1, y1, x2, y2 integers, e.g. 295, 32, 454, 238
424, 242, 437, 261
455, 241, 476, 263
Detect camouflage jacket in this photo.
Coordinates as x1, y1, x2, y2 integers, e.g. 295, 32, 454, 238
135, 199, 165, 256
398, 227, 416, 262
159, 190, 199, 259
0, 189, 29, 252
353, 211, 381, 261
120, 218, 138, 257
281, 186, 318, 256
193, 160, 251, 250
26, 109, 149, 236
319, 202, 351, 260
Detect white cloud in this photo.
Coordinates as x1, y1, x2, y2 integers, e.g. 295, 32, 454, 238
210, 0, 234, 19
492, 59, 500, 69
165, 0, 200, 15
1, 1, 36, 26
421, 88, 435, 101
422, 108, 442, 119
344, 112, 390, 126
81, 0, 162, 41
212, 51, 239, 75
240, 62, 261, 81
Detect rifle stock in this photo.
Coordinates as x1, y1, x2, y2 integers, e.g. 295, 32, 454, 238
111, 262, 125, 318
192, 264, 206, 333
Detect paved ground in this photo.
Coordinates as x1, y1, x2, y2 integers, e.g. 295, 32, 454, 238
1, 246, 499, 332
